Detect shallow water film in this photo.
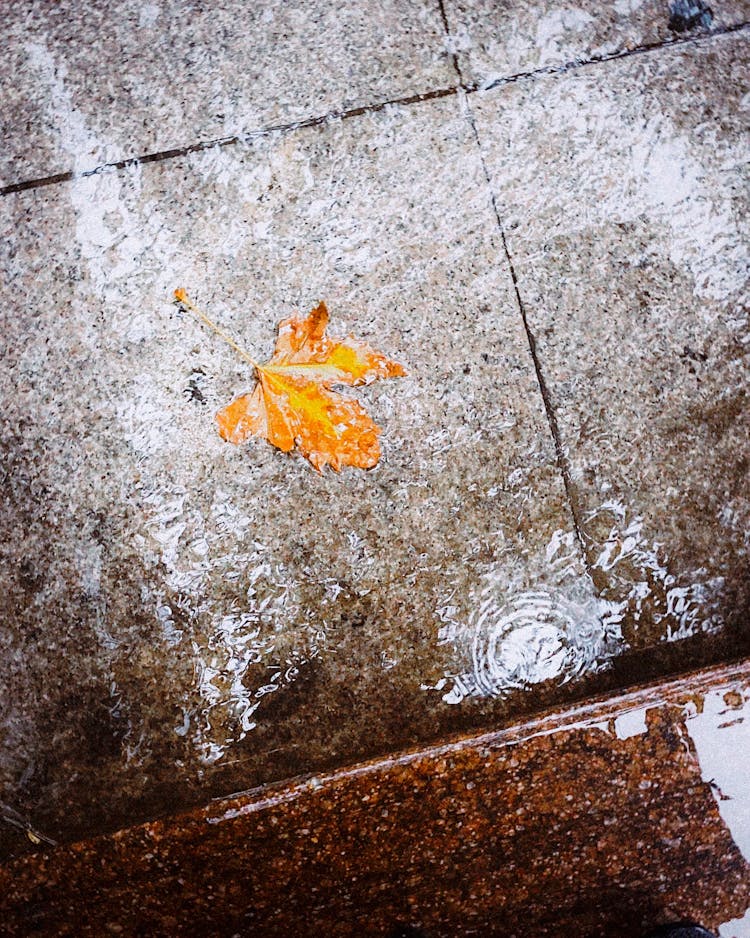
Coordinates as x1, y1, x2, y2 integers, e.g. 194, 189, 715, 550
0, 0, 748, 868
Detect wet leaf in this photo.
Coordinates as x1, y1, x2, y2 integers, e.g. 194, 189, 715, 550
175, 291, 406, 471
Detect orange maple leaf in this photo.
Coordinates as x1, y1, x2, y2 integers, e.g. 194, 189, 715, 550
174, 290, 406, 471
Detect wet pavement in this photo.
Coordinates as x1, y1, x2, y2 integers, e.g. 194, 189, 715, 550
1, 0, 749, 862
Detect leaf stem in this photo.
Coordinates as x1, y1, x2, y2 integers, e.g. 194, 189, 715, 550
174, 289, 258, 368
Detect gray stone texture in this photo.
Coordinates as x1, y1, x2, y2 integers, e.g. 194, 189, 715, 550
472, 32, 749, 649
1, 92, 596, 850
443, 0, 749, 85
0, 0, 455, 186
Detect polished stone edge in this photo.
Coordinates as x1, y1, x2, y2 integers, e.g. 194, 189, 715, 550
2, 22, 747, 198
210, 656, 750, 820
1, 657, 748, 936
5, 657, 749, 855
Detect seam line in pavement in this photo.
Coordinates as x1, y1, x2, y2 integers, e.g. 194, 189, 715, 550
1, 21, 747, 198
437, 0, 590, 557
494, 226, 590, 556
476, 19, 749, 93
0, 86, 459, 197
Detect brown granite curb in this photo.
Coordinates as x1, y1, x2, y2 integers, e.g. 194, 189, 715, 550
2, 660, 749, 937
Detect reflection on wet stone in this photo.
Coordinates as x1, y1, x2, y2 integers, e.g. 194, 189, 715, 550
1, 92, 592, 850
473, 34, 749, 653
0, 2, 748, 863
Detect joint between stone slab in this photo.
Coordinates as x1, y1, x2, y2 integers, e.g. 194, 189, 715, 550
452, 111, 590, 566
496, 227, 590, 553
475, 19, 750, 94
436, 0, 588, 560
493, 200, 591, 563
0, 84, 462, 197
2, 21, 746, 198
436, 0, 466, 85
435, 0, 591, 565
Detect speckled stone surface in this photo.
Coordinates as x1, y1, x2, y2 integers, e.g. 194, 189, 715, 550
442, 0, 749, 85
0, 0, 455, 186
1, 661, 748, 937
2, 0, 749, 868
1, 93, 594, 855
471, 32, 750, 653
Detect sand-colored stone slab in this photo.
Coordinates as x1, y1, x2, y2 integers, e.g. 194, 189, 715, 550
0, 0, 456, 186
0, 93, 608, 853
442, 0, 749, 86
472, 34, 749, 651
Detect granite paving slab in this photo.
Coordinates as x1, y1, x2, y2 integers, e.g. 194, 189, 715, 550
3, 6, 748, 864
441, 0, 749, 87
0, 91, 609, 855
0, 0, 455, 187
471, 33, 750, 655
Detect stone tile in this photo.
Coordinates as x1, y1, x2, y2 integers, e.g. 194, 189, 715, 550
0, 93, 609, 853
0, 0, 455, 187
442, 0, 749, 86
471, 35, 750, 650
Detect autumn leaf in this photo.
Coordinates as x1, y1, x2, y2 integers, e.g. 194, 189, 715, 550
174, 290, 406, 471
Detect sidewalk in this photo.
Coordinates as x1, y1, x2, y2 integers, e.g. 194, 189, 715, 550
0, 0, 748, 869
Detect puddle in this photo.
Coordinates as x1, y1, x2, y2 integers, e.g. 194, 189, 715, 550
140, 482, 344, 764
427, 498, 728, 706
431, 575, 624, 704
586, 500, 726, 642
